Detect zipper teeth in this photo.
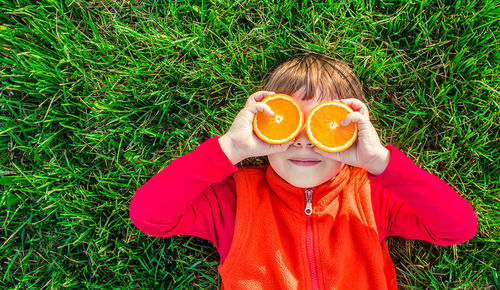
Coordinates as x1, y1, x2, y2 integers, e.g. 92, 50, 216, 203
306, 217, 320, 290
305, 189, 320, 290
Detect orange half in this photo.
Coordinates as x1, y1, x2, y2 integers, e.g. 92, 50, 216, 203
306, 101, 357, 152
253, 94, 304, 144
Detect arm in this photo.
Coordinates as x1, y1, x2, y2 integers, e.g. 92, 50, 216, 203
130, 90, 294, 260
369, 145, 477, 246
129, 136, 238, 256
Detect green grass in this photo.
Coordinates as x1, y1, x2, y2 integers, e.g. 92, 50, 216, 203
0, 0, 498, 288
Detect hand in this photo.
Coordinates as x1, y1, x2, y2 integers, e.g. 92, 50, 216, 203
313, 98, 390, 176
219, 91, 294, 165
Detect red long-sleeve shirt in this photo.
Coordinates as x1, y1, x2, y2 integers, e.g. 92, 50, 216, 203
129, 137, 477, 262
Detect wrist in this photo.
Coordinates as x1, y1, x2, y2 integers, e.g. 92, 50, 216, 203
218, 135, 244, 165
366, 147, 390, 176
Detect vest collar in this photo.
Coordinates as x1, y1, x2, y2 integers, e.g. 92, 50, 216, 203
265, 164, 351, 216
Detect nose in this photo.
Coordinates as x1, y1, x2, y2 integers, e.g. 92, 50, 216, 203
293, 125, 314, 148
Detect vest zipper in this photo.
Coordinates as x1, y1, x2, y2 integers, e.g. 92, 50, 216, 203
305, 188, 320, 290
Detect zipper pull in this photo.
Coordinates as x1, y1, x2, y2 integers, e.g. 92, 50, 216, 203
304, 188, 313, 216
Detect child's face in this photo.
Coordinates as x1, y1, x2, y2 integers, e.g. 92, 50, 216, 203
267, 88, 345, 188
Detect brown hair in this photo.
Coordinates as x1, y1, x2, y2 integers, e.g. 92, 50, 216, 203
262, 54, 364, 101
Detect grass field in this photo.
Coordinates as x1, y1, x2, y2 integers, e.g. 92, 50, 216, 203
1, 0, 498, 288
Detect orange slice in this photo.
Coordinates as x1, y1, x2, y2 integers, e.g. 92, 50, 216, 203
253, 94, 304, 144
306, 101, 357, 152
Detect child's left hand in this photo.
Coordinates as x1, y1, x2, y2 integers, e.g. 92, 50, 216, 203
313, 98, 390, 176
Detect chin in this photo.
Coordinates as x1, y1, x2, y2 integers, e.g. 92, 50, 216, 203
286, 167, 343, 188
287, 176, 324, 189
290, 181, 319, 189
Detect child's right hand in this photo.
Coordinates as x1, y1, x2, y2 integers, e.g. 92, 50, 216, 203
219, 91, 295, 165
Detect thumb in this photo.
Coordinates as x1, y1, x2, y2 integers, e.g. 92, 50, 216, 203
341, 112, 364, 126
247, 102, 274, 117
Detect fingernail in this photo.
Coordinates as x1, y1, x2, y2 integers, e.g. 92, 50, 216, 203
341, 119, 348, 126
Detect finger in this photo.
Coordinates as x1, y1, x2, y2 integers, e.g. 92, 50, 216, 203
246, 91, 276, 106
246, 102, 274, 117
339, 98, 369, 118
262, 103, 275, 117
341, 112, 365, 126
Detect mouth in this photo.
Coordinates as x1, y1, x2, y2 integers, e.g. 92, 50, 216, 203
289, 158, 321, 167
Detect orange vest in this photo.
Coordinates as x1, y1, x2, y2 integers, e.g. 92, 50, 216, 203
218, 164, 397, 289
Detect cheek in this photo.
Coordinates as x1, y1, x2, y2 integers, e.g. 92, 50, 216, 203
324, 160, 344, 174
268, 153, 288, 170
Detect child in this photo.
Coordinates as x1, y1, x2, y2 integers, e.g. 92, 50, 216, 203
130, 54, 477, 289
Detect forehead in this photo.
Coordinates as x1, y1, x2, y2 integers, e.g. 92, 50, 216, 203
290, 88, 334, 114
290, 85, 339, 102
263, 56, 363, 101
291, 92, 327, 116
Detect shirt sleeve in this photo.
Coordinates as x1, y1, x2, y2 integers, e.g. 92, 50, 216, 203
369, 145, 478, 246
129, 136, 238, 257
